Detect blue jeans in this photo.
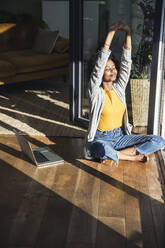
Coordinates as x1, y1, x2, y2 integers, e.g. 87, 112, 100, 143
91, 128, 165, 162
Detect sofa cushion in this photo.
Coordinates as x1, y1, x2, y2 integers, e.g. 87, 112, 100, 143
0, 60, 16, 77
54, 36, 69, 53
32, 28, 59, 54
0, 21, 43, 52
2, 50, 69, 73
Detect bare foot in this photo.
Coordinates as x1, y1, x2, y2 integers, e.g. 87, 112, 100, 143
117, 151, 149, 162
100, 159, 118, 171
132, 154, 149, 162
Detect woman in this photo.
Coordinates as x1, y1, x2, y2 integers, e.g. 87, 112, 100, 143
84, 21, 165, 167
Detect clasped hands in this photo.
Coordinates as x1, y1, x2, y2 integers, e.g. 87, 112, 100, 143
104, 20, 131, 50
109, 20, 130, 34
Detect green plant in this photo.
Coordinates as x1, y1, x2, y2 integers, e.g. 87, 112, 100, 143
131, 54, 152, 79
131, 0, 155, 79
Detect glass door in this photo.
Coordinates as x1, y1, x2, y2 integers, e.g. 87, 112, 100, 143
71, 0, 161, 132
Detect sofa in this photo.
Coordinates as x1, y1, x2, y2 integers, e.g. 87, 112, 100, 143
0, 20, 69, 85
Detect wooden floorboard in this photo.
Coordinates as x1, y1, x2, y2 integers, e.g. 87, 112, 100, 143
65, 169, 100, 248
123, 158, 156, 248
146, 153, 165, 248
34, 163, 77, 248
0, 135, 165, 248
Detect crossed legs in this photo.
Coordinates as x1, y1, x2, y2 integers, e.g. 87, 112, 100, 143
92, 133, 165, 167
101, 147, 149, 167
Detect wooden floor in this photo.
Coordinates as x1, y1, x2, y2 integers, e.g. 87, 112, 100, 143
0, 135, 165, 248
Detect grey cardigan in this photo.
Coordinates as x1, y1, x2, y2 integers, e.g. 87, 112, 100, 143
84, 47, 133, 160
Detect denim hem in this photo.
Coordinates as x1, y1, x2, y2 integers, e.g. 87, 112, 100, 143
135, 145, 162, 155
102, 154, 119, 162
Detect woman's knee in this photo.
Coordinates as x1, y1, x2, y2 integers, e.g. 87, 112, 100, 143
91, 141, 118, 161
91, 142, 105, 158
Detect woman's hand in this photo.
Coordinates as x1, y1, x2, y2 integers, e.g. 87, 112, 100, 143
108, 21, 130, 34
109, 23, 119, 32
117, 21, 131, 34
116, 21, 131, 50
104, 22, 120, 50
104, 21, 131, 51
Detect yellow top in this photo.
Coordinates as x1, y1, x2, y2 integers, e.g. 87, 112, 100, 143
98, 89, 125, 131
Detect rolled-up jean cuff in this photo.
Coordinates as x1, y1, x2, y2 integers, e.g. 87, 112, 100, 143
135, 135, 165, 155
91, 141, 119, 162
102, 153, 119, 162
135, 145, 163, 155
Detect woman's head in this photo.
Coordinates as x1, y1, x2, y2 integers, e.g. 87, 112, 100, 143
102, 58, 118, 83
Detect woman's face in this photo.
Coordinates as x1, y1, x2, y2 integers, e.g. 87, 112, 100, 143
103, 59, 118, 82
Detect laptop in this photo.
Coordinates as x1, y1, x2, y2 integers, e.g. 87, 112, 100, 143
14, 130, 64, 167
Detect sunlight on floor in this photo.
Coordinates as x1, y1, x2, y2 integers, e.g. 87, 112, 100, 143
37, 93, 69, 109
0, 106, 86, 135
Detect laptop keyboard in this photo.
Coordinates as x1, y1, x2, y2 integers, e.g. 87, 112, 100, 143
33, 150, 49, 163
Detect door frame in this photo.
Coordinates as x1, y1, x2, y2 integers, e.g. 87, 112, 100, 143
69, 0, 88, 128
147, 0, 165, 135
